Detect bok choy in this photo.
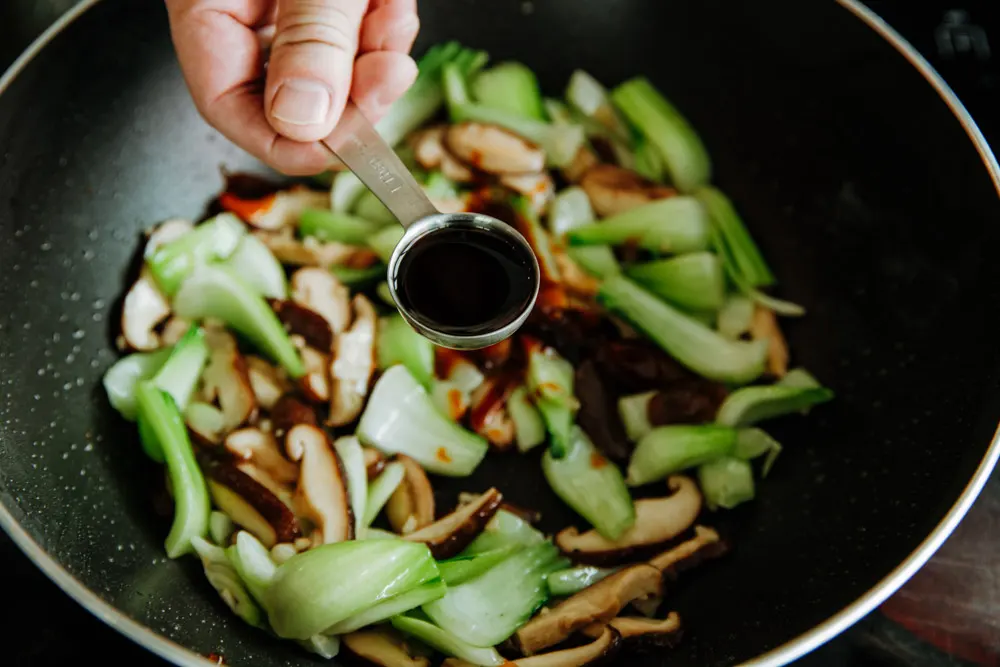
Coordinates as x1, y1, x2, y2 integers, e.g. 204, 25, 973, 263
357, 365, 489, 476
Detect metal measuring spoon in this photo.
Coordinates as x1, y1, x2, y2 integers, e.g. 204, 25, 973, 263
322, 102, 540, 350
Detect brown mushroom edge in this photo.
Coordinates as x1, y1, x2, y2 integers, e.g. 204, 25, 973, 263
513, 564, 663, 655
202, 457, 300, 548
555, 475, 702, 565
342, 628, 431, 667
386, 454, 436, 535
446, 627, 621, 667
402, 488, 503, 559
285, 423, 353, 546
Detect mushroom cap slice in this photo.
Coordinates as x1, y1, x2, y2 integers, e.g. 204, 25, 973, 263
270, 394, 318, 439
119, 268, 171, 351
253, 228, 367, 268
514, 627, 621, 667
291, 267, 352, 336
270, 299, 334, 351
286, 424, 353, 545
444, 627, 623, 667
409, 126, 447, 171
555, 476, 702, 565
403, 488, 503, 559
224, 427, 299, 485
328, 294, 377, 427
364, 446, 388, 481
750, 305, 789, 378
580, 164, 676, 218
238, 186, 329, 231
201, 327, 257, 432
581, 612, 682, 647
513, 564, 662, 655
159, 316, 194, 347
446, 122, 546, 175
204, 458, 301, 548
386, 454, 435, 535
439, 150, 477, 183
648, 525, 728, 576
245, 355, 291, 411
561, 145, 600, 184
297, 344, 332, 404
500, 171, 555, 216
342, 628, 430, 667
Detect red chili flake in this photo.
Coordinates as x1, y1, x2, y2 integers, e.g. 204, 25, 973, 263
446, 389, 465, 420
436, 447, 453, 463
590, 452, 608, 469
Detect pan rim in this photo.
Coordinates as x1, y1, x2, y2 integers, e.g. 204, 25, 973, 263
0, 1, 998, 666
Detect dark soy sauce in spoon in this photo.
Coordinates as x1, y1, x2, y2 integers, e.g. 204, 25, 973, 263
394, 227, 538, 336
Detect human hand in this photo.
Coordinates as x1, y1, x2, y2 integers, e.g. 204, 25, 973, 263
165, 0, 420, 176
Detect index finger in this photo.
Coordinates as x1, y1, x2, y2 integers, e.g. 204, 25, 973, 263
165, 0, 337, 175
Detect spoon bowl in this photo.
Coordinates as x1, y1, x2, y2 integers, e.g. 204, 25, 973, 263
387, 211, 541, 350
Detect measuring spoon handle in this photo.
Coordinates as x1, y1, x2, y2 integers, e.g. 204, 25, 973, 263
321, 101, 438, 228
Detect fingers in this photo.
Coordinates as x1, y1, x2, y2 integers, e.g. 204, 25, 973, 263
165, 0, 339, 176
265, 0, 370, 143
360, 0, 419, 54
350, 51, 418, 124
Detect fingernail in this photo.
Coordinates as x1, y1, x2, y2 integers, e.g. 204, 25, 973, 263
271, 79, 332, 126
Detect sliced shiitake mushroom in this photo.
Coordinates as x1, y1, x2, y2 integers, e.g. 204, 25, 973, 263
285, 424, 353, 545
440, 150, 477, 183
269, 394, 318, 439
468, 375, 517, 449
648, 525, 728, 576
364, 446, 388, 481
553, 247, 601, 297
119, 268, 171, 351
555, 476, 702, 565
238, 460, 296, 509
296, 343, 331, 404
291, 267, 352, 336
328, 294, 377, 427
203, 458, 300, 548
232, 185, 329, 231
201, 327, 257, 431
749, 305, 789, 378
386, 454, 435, 535
342, 628, 431, 667
429, 195, 471, 215
185, 401, 227, 446
580, 164, 676, 218
581, 612, 682, 647
253, 228, 369, 268
403, 488, 503, 559
270, 299, 334, 351
409, 126, 447, 170
245, 355, 291, 410
514, 564, 663, 655
501, 171, 555, 215
159, 316, 193, 347
446, 122, 546, 175
444, 627, 620, 667
224, 427, 298, 485
562, 145, 600, 184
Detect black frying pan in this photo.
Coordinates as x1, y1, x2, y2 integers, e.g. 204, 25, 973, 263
1, 0, 1000, 665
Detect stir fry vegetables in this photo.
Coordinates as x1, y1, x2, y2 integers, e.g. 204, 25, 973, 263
103, 40, 833, 666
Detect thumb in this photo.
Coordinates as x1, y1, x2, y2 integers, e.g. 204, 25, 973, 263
265, 0, 369, 143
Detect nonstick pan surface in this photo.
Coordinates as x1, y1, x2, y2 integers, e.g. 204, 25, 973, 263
1, 1, 1000, 665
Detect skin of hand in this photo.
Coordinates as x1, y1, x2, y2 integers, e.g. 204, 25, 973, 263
165, 0, 420, 176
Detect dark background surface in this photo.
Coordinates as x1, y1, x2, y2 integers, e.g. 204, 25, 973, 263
1, 1, 999, 665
